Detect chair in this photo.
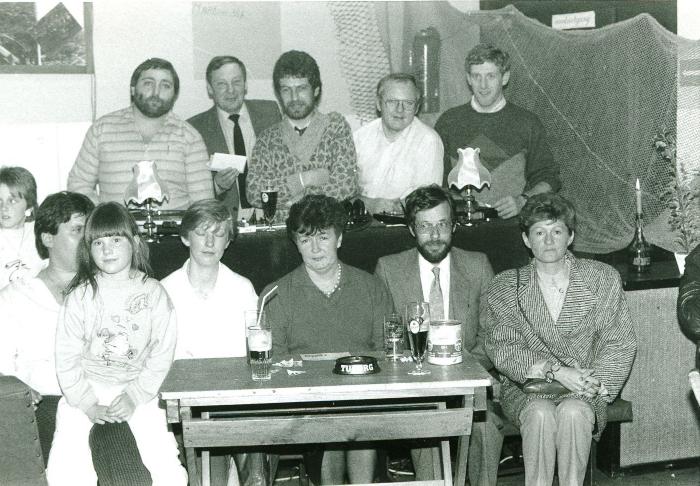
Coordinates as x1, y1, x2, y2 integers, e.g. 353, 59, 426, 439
0, 375, 151, 486
0, 375, 47, 486
689, 369, 700, 405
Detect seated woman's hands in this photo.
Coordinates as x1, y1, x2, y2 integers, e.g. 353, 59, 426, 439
555, 366, 608, 398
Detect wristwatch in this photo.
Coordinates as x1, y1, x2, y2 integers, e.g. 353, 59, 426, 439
545, 362, 561, 383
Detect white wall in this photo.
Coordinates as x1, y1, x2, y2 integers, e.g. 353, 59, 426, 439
0, 1, 359, 202
0, 1, 694, 203
678, 0, 700, 40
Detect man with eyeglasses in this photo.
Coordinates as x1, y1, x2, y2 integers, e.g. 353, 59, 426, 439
188, 56, 281, 221
435, 44, 560, 219
354, 73, 443, 214
375, 184, 503, 486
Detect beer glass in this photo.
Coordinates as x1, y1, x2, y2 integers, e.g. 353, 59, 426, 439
383, 313, 404, 361
260, 185, 278, 231
404, 302, 431, 375
245, 310, 272, 380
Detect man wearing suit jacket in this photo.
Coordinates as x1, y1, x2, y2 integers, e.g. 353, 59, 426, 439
375, 184, 503, 486
188, 55, 281, 219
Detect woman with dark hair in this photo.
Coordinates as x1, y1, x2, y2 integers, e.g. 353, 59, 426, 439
484, 193, 636, 486
263, 194, 392, 484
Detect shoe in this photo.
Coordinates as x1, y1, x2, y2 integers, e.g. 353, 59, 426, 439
387, 457, 415, 477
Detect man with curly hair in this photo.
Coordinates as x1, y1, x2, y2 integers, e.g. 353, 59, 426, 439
246, 50, 358, 213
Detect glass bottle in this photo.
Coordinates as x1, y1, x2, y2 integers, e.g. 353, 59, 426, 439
628, 214, 651, 272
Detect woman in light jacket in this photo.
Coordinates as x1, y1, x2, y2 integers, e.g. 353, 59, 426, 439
484, 193, 636, 486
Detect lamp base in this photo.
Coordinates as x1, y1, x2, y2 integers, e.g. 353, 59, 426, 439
454, 186, 497, 226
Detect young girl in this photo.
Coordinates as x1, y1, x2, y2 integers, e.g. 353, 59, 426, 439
47, 202, 187, 486
0, 166, 43, 289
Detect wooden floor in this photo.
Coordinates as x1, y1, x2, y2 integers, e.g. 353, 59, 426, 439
497, 467, 700, 485
272, 460, 700, 486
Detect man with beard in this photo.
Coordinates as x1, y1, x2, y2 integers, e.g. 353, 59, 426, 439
435, 44, 559, 219
68, 58, 213, 210
246, 50, 358, 211
375, 184, 503, 486
188, 56, 281, 220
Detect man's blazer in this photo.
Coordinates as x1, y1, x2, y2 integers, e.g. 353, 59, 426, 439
375, 247, 495, 370
187, 99, 281, 212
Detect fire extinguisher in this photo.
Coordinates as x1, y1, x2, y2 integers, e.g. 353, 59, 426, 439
411, 27, 441, 113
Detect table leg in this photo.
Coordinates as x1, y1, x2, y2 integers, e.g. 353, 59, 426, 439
202, 411, 211, 486
431, 445, 442, 480
181, 407, 201, 486
453, 396, 473, 486
437, 402, 452, 486
441, 439, 454, 486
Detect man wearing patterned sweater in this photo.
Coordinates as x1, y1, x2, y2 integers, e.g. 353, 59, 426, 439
68, 58, 214, 210
435, 44, 560, 219
246, 50, 358, 212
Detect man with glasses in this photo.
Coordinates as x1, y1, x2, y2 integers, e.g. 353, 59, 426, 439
354, 73, 443, 214
375, 184, 502, 486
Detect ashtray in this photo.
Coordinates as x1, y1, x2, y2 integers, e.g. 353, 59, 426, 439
333, 355, 381, 375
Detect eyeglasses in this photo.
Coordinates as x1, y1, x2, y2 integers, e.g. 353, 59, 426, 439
383, 99, 418, 110
413, 221, 452, 234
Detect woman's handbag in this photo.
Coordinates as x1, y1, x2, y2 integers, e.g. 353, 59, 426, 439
521, 378, 569, 395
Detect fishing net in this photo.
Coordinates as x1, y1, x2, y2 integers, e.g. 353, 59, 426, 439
334, 2, 699, 254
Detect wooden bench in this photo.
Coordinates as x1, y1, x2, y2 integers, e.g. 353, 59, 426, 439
496, 398, 634, 483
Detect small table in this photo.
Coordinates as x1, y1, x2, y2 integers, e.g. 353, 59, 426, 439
160, 355, 491, 486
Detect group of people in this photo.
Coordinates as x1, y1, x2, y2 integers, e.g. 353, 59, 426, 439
64, 44, 560, 223
0, 41, 637, 486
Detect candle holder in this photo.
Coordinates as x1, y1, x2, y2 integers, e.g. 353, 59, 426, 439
460, 186, 485, 226
142, 199, 158, 243
124, 161, 169, 242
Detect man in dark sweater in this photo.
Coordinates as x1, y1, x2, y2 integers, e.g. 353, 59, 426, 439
435, 44, 560, 219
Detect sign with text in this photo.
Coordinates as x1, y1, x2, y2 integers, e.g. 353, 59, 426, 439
192, 2, 281, 80
680, 58, 700, 86
552, 11, 596, 30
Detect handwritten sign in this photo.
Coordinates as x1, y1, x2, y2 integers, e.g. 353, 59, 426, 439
192, 2, 281, 80
552, 11, 596, 30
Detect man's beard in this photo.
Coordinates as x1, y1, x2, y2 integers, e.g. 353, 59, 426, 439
282, 99, 316, 120
134, 93, 174, 118
417, 238, 452, 264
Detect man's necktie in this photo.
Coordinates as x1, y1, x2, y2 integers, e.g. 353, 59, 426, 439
229, 114, 250, 208
294, 126, 307, 136
429, 266, 445, 320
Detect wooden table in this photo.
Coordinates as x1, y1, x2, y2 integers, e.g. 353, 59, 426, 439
160, 354, 492, 486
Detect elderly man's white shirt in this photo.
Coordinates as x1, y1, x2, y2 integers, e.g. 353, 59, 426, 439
0, 274, 62, 395
354, 117, 444, 199
161, 260, 258, 360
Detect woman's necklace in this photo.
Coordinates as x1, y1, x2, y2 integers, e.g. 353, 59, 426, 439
536, 262, 570, 320
536, 261, 570, 294
321, 263, 342, 297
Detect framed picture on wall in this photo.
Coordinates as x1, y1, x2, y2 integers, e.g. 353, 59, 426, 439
0, 2, 93, 73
